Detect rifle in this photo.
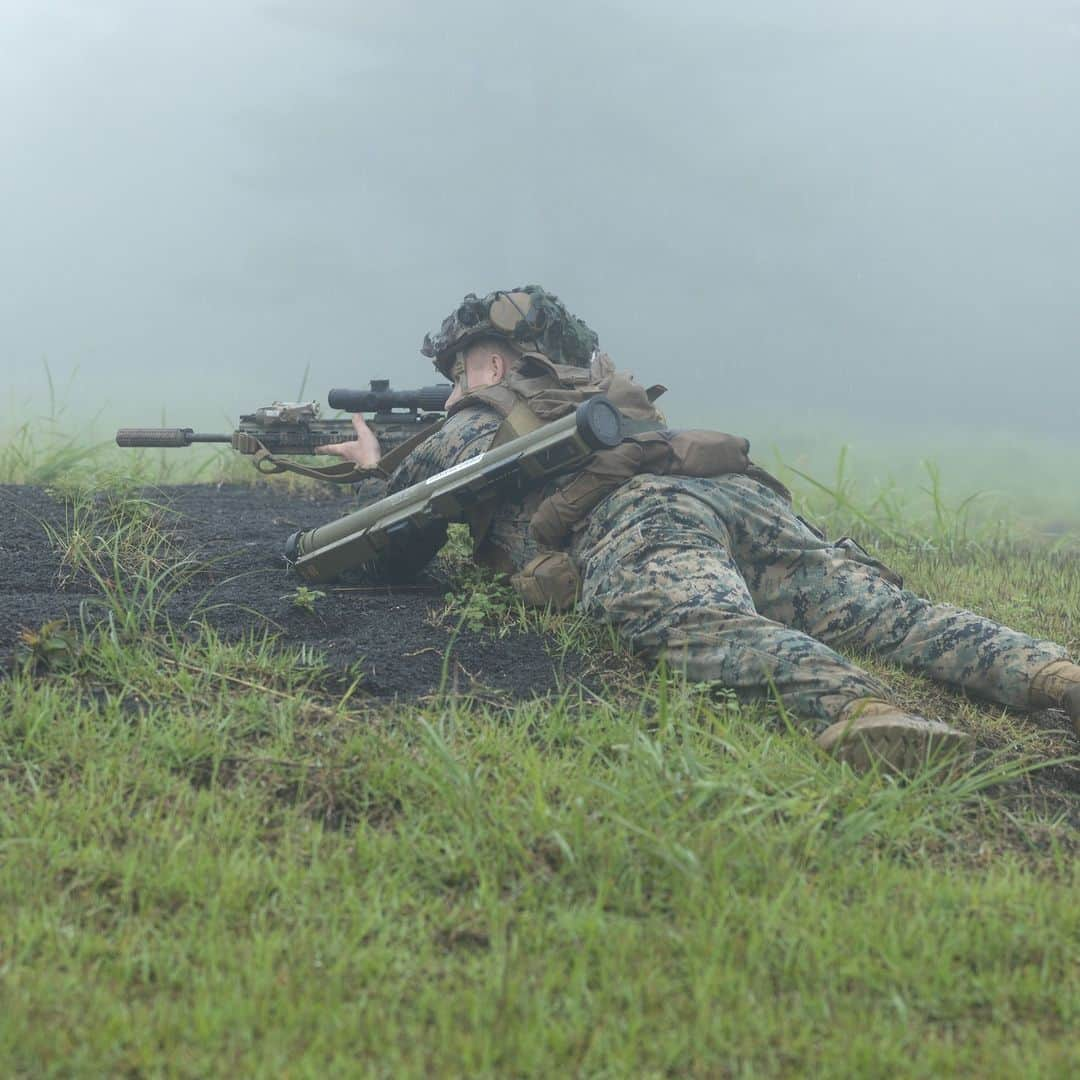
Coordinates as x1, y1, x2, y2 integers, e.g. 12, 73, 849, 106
285, 396, 625, 582
116, 380, 452, 483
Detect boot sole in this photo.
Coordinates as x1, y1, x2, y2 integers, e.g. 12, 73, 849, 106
818, 718, 973, 776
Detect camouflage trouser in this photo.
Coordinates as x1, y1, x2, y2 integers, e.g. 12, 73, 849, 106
570, 474, 1068, 732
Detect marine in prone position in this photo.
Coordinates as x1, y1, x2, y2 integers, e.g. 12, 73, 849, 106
318, 286, 1080, 774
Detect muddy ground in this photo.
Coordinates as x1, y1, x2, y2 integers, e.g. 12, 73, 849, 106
0, 483, 599, 700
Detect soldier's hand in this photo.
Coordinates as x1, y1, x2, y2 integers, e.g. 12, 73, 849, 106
316, 413, 382, 468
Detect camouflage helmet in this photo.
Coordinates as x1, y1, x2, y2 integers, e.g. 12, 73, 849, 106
421, 285, 599, 375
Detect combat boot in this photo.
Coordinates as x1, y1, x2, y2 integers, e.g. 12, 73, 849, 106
1030, 660, 1080, 734
1067, 686, 1080, 730
816, 698, 972, 776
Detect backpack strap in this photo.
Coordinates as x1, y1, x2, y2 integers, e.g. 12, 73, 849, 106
448, 382, 547, 444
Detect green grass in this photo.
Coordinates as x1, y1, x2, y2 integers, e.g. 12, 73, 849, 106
1, 450, 1079, 1075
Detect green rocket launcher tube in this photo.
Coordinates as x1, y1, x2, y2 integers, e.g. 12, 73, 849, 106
284, 397, 624, 583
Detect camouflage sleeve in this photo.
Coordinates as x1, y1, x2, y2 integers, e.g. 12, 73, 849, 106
376, 405, 502, 580
386, 406, 502, 494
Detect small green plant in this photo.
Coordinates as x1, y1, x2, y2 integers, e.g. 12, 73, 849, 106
48, 485, 179, 586
36, 484, 203, 641
440, 567, 516, 633
16, 619, 81, 673
284, 585, 327, 614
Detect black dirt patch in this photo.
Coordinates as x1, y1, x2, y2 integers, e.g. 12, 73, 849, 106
0, 483, 594, 700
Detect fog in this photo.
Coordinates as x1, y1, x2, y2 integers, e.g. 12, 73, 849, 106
3, 0, 1079, 457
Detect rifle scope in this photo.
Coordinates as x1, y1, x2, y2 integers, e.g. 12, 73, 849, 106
327, 382, 451, 414
285, 396, 624, 583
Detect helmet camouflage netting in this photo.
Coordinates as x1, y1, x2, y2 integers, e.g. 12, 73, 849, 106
421, 285, 599, 373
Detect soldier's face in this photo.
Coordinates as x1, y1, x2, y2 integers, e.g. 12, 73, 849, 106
445, 345, 507, 408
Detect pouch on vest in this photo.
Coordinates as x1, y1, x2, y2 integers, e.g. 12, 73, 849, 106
510, 551, 581, 610
530, 429, 752, 549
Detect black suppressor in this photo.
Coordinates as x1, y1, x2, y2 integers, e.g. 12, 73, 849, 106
327, 381, 452, 414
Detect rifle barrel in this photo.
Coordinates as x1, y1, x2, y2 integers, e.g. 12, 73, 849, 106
116, 428, 231, 448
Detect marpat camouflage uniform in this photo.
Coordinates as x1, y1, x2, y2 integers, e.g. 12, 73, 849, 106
387, 403, 1069, 731
568, 472, 1068, 731
387, 406, 554, 572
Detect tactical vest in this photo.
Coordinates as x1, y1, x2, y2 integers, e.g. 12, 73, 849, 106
447, 352, 790, 576
447, 351, 667, 442
444, 353, 659, 568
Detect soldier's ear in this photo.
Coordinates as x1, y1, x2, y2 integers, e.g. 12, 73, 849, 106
490, 351, 507, 382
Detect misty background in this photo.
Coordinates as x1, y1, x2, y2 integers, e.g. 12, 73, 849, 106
3, 0, 1078, 502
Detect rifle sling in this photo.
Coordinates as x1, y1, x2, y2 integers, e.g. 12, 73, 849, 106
373, 419, 447, 476
252, 443, 381, 485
